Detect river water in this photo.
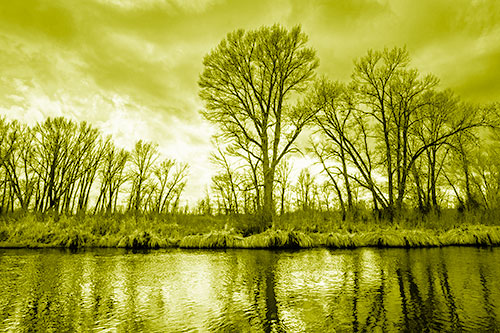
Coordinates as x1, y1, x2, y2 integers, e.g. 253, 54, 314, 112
0, 247, 499, 332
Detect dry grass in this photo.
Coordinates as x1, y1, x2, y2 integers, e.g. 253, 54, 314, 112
0, 211, 500, 249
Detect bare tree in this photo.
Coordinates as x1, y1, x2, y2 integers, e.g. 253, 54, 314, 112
31, 117, 84, 213
0, 119, 19, 213
295, 168, 317, 211
95, 139, 129, 213
151, 159, 189, 213
319, 180, 335, 212
444, 126, 482, 210
211, 141, 241, 214
275, 158, 292, 215
410, 90, 457, 212
128, 140, 158, 212
350, 47, 488, 216
312, 80, 358, 212
2, 121, 36, 211
199, 24, 319, 229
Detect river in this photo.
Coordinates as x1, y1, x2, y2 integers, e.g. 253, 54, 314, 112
0, 247, 499, 332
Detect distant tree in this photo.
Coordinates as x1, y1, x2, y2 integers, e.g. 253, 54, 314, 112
444, 126, 482, 210
319, 180, 335, 212
73, 123, 106, 213
195, 189, 213, 215
95, 139, 129, 213
151, 159, 189, 213
311, 140, 349, 219
275, 158, 292, 215
210, 141, 241, 214
295, 168, 317, 211
199, 24, 319, 230
59, 121, 102, 213
128, 140, 158, 212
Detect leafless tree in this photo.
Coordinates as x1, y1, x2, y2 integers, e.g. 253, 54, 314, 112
199, 24, 319, 229
151, 159, 189, 213
95, 139, 129, 213
128, 140, 158, 212
295, 168, 317, 211
275, 158, 292, 215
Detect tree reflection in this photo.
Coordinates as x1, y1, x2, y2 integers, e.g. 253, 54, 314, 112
261, 251, 283, 333
438, 251, 463, 331
1, 248, 500, 331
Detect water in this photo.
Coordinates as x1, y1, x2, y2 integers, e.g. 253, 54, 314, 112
0, 247, 499, 332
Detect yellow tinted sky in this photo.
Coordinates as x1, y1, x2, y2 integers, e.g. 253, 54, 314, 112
1, 0, 499, 203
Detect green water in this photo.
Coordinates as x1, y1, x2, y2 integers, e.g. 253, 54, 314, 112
0, 247, 499, 332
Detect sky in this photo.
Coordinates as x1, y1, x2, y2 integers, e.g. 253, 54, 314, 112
1, 0, 499, 205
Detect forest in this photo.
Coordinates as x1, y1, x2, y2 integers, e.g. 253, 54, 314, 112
1, 24, 500, 249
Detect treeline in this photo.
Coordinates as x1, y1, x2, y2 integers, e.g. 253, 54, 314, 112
199, 25, 500, 222
0, 117, 188, 214
2, 25, 500, 225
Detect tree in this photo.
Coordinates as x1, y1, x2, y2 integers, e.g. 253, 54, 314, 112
411, 90, 457, 212
128, 140, 158, 212
210, 141, 241, 214
0, 119, 19, 213
295, 168, 317, 211
2, 121, 36, 211
352, 47, 436, 214
275, 158, 292, 215
312, 79, 387, 214
151, 159, 189, 213
199, 24, 319, 229
312, 80, 358, 215
350, 46, 487, 216
95, 139, 129, 213
31, 117, 83, 213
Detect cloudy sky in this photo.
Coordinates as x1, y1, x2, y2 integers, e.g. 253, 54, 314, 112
1, 0, 499, 204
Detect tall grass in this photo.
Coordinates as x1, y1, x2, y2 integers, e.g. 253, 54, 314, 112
1, 210, 500, 249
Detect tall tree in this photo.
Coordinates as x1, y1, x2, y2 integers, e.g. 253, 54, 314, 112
151, 159, 189, 213
95, 140, 129, 213
128, 140, 158, 212
351, 47, 487, 216
32, 117, 81, 212
199, 24, 319, 229
2, 121, 36, 211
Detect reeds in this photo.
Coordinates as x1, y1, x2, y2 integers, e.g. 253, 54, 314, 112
1, 212, 500, 249
179, 231, 242, 248
240, 230, 314, 248
439, 225, 500, 246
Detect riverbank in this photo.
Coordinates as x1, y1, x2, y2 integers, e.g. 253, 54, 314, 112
0, 212, 499, 249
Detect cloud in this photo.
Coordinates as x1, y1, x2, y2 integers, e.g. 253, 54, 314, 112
0, 0, 76, 43
95, 0, 220, 13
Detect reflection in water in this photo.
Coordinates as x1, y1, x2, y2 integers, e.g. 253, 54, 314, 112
0, 247, 499, 332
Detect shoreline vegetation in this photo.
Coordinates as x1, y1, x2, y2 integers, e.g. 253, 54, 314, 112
1, 211, 499, 250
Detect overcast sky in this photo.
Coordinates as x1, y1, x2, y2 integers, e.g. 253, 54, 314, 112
1, 0, 499, 204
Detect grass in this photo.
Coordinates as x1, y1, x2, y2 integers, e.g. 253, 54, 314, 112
0, 210, 500, 249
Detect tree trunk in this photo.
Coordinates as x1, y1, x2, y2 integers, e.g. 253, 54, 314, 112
261, 167, 274, 231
